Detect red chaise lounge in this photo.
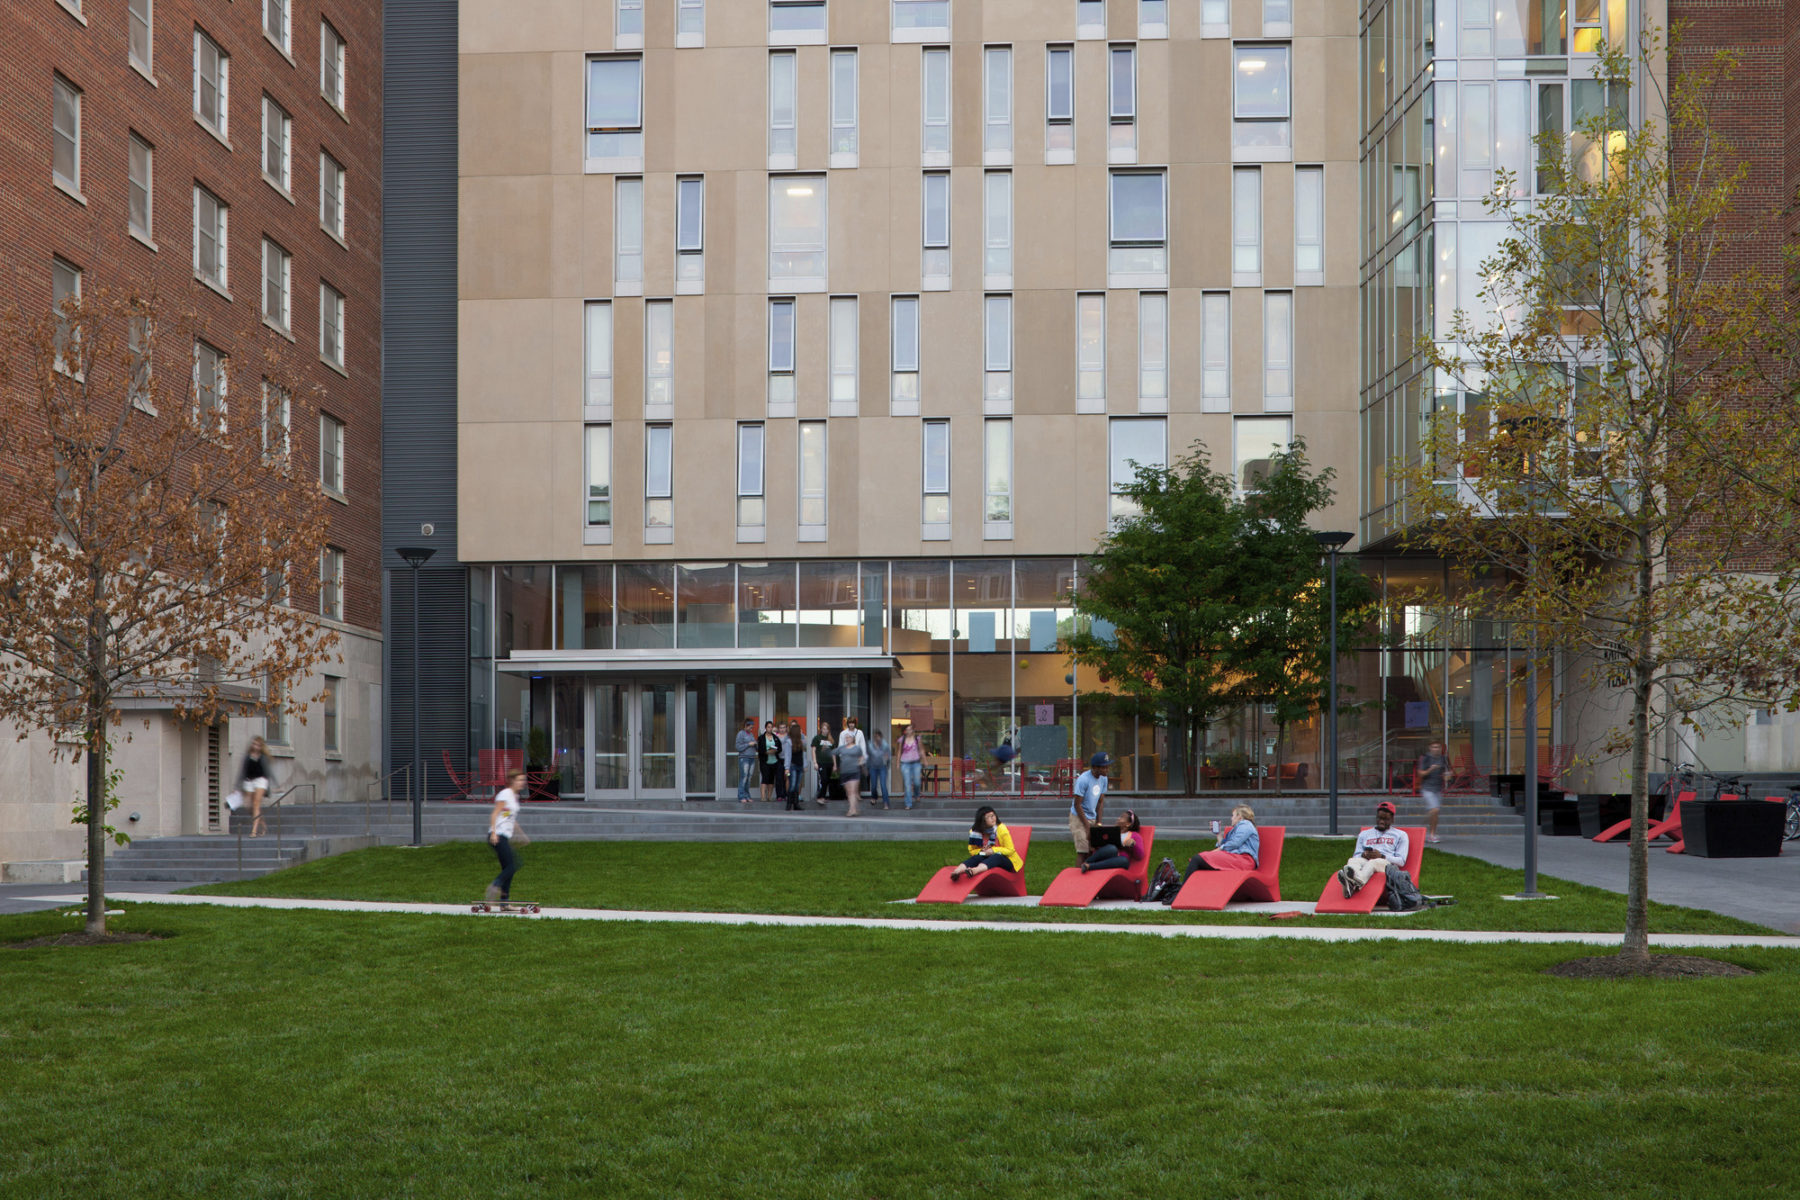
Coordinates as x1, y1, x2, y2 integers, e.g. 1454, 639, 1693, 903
1039, 827, 1158, 907
1313, 826, 1426, 914
914, 826, 1034, 903
1169, 826, 1285, 911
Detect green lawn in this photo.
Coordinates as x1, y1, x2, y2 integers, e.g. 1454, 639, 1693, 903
189, 837, 1776, 936
3, 901, 1798, 1199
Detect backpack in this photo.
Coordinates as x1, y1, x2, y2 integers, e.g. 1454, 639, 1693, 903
1143, 858, 1179, 903
1382, 867, 1427, 912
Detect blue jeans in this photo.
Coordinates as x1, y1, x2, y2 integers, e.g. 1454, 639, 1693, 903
490, 836, 520, 898
870, 764, 889, 806
901, 760, 923, 809
737, 755, 756, 801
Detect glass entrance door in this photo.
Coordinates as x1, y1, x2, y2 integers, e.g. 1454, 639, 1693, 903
590, 679, 683, 799
638, 681, 679, 796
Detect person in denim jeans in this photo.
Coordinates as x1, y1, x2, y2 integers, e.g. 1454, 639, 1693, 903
897, 725, 924, 810
735, 718, 757, 804
867, 732, 892, 810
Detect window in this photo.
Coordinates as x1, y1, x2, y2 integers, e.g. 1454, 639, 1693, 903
830, 49, 858, 163
194, 185, 228, 290
1046, 46, 1074, 159
319, 548, 344, 620
1294, 164, 1324, 283
798, 420, 828, 532
194, 30, 229, 138
769, 51, 797, 166
984, 294, 1012, 409
616, 0, 644, 47
52, 259, 81, 373
1139, 0, 1168, 38
984, 170, 1012, 283
922, 418, 950, 530
1234, 416, 1291, 492
644, 423, 674, 532
129, 0, 153, 73
1233, 44, 1291, 154
262, 239, 291, 331
264, 0, 290, 53
676, 175, 704, 288
614, 177, 643, 290
128, 311, 154, 409
1108, 169, 1167, 280
585, 301, 613, 413
984, 418, 1012, 532
771, 1, 826, 43
922, 171, 950, 284
320, 21, 346, 110
585, 424, 612, 529
319, 413, 345, 494
262, 381, 289, 459
1264, 0, 1292, 36
1201, 292, 1230, 412
644, 299, 673, 412
53, 76, 81, 193
1109, 44, 1137, 162
1232, 166, 1261, 281
1137, 292, 1167, 406
768, 298, 796, 413
984, 46, 1012, 163
129, 135, 153, 239
321, 674, 341, 752
194, 341, 227, 430
891, 295, 920, 413
266, 674, 289, 743
1078, 0, 1106, 37
262, 96, 291, 191
1263, 292, 1293, 411
769, 175, 826, 287
586, 57, 644, 165
893, 0, 950, 40
829, 296, 858, 413
1077, 293, 1106, 410
1202, 0, 1230, 36
320, 283, 345, 369
738, 423, 766, 530
320, 152, 345, 239
678, 0, 705, 45
921, 48, 950, 162
1109, 417, 1166, 522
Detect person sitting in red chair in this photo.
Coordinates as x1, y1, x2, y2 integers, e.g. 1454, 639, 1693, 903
949, 806, 1023, 881
1334, 801, 1412, 898
1178, 804, 1260, 883
1080, 809, 1145, 873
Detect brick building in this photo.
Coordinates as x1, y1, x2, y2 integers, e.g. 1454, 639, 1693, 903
0, 0, 383, 869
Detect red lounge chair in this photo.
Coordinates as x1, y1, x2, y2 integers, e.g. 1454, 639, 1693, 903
914, 826, 1034, 903
1314, 826, 1427, 914
1171, 826, 1285, 911
1593, 791, 1692, 843
440, 751, 475, 802
1039, 826, 1158, 907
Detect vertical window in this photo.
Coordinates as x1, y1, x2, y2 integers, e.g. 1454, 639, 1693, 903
262, 96, 291, 191
262, 239, 291, 331
193, 186, 228, 289
1137, 292, 1167, 404
737, 423, 766, 530
768, 298, 796, 413
1263, 0, 1292, 36
1045, 46, 1074, 159
585, 301, 614, 412
1263, 292, 1293, 411
644, 299, 673, 411
984, 295, 1012, 409
1233, 44, 1292, 153
321, 21, 346, 110
614, 177, 643, 288
1234, 416, 1292, 492
1294, 165, 1325, 282
320, 283, 345, 369
769, 50, 798, 166
984, 418, 1013, 530
262, 381, 289, 459
678, 0, 705, 45
128, 310, 154, 409
1201, 292, 1230, 412
321, 674, 341, 752
53, 76, 81, 193
921, 171, 950, 283
587, 57, 644, 163
1109, 417, 1167, 522
1078, 0, 1106, 38
194, 30, 229, 138
1077, 293, 1106, 410
585, 424, 612, 528
264, 0, 290, 53
1202, 0, 1230, 36
1232, 166, 1262, 279
984, 46, 1012, 162
194, 341, 227, 430
829, 296, 858, 413
893, 0, 950, 38
831, 49, 858, 162
1139, 0, 1168, 38
769, 175, 827, 286
983, 170, 1012, 282
771, 1, 827, 43
319, 413, 345, 494
644, 423, 674, 530
921, 48, 951, 162
128, 0, 153, 73
798, 420, 828, 531
1109, 45, 1137, 162
52, 259, 81, 373
676, 175, 705, 287
891, 295, 920, 412
922, 418, 950, 529
266, 674, 289, 743
129, 135, 154, 239
616, 0, 644, 46
319, 548, 344, 620
320, 152, 346, 240
1108, 170, 1167, 279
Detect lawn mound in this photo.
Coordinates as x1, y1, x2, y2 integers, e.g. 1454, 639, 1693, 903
1547, 953, 1754, 979
6, 931, 166, 949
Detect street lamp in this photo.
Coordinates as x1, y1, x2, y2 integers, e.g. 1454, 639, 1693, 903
395, 546, 436, 848
1313, 530, 1354, 837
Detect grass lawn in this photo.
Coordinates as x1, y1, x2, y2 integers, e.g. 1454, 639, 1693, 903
3, 901, 1798, 1199
190, 837, 1776, 936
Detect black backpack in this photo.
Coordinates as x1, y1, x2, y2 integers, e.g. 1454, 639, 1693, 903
1143, 858, 1179, 903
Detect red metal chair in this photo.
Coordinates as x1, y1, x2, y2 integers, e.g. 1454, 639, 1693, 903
440, 751, 475, 802
1171, 827, 1286, 911
1539, 744, 1574, 788
1040, 827, 1158, 906
1314, 827, 1427, 914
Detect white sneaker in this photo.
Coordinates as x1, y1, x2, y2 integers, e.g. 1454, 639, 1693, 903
1427, 834, 1440, 844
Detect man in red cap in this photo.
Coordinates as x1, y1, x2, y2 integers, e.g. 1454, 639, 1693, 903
1334, 801, 1412, 898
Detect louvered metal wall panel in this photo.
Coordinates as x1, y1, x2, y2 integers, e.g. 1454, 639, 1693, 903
386, 568, 470, 802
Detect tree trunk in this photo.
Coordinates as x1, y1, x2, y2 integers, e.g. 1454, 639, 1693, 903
1184, 718, 1200, 796
84, 714, 107, 936
1272, 724, 1285, 795
1621, 599, 1655, 967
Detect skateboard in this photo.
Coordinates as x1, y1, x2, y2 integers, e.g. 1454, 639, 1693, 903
471, 901, 542, 914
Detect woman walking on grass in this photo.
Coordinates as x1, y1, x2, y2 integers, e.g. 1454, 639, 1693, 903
949, 806, 1022, 880
486, 769, 526, 902
837, 717, 868, 817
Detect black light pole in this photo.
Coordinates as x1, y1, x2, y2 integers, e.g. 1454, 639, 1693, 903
396, 547, 436, 847
1313, 531, 1355, 836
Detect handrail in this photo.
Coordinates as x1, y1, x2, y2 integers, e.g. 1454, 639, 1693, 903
237, 782, 316, 880
364, 763, 413, 833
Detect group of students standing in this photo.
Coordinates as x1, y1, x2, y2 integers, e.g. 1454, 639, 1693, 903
736, 718, 931, 816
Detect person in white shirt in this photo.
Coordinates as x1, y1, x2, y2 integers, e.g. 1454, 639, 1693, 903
1334, 801, 1412, 898
486, 770, 525, 901
836, 717, 869, 817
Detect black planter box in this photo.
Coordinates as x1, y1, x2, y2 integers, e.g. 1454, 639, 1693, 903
1682, 799, 1785, 858
1537, 797, 1582, 835
1575, 793, 1667, 837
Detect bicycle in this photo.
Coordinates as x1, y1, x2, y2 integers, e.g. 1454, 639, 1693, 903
1782, 783, 1800, 842
1693, 771, 1742, 803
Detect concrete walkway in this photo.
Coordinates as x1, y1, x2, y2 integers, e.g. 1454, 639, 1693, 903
68, 891, 1800, 950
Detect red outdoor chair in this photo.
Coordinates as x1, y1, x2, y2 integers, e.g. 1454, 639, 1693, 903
1171, 827, 1286, 911
1314, 827, 1427, 914
1593, 790, 1693, 843
1040, 827, 1158, 906
440, 751, 475, 802
1539, 744, 1574, 787
915, 826, 1034, 903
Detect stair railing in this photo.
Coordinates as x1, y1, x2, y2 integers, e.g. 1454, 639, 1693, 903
237, 782, 315, 880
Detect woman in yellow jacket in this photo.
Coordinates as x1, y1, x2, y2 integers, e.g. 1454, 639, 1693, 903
948, 805, 1024, 880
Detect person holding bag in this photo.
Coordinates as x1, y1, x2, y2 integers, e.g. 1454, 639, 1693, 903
836, 717, 868, 817
486, 769, 527, 902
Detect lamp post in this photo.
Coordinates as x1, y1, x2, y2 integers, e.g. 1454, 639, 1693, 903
395, 547, 436, 847
1313, 531, 1355, 836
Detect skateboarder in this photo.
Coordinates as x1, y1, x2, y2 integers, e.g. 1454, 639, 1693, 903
487, 769, 526, 902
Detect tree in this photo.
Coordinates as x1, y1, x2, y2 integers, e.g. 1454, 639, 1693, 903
0, 288, 340, 935
1395, 33, 1800, 967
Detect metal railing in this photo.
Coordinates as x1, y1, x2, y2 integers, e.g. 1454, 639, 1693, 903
363, 763, 413, 835
236, 782, 315, 880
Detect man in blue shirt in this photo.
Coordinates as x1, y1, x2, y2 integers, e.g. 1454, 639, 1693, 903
1069, 752, 1112, 863
735, 718, 757, 804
